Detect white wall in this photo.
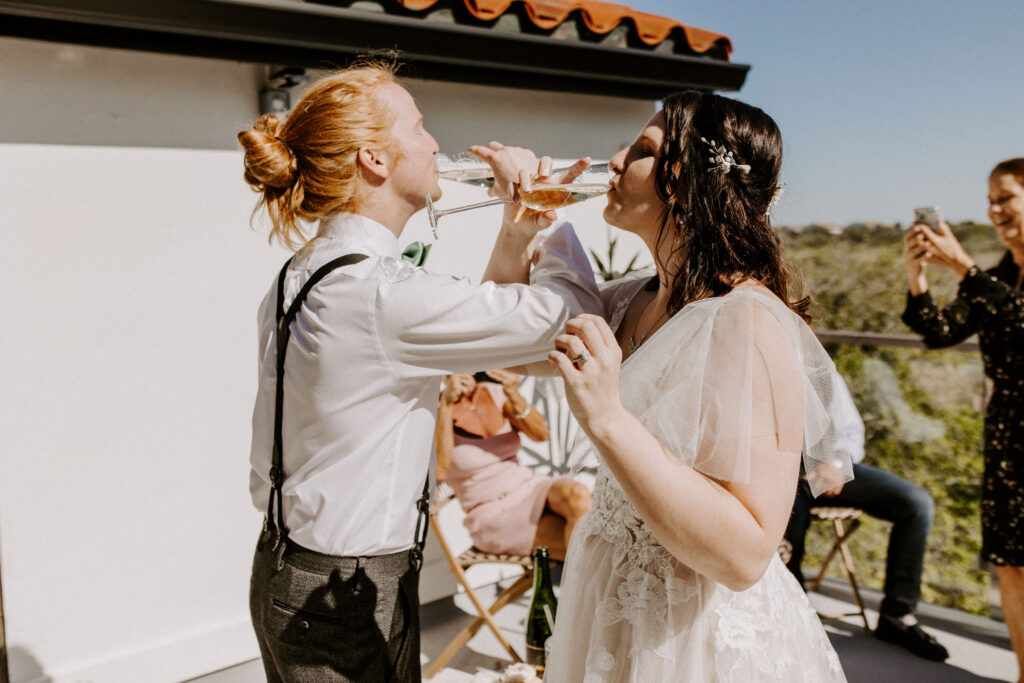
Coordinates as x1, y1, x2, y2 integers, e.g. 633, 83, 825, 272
405, 78, 647, 162
0, 36, 650, 683
0, 143, 289, 683
0, 37, 652, 158
0, 38, 264, 149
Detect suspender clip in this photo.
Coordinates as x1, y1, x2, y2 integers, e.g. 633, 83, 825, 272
413, 499, 429, 552
257, 517, 283, 554
257, 516, 270, 550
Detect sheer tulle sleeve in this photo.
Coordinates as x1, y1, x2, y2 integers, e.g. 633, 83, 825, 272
599, 272, 653, 329
618, 290, 853, 497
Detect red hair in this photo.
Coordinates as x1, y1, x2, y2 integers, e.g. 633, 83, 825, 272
237, 58, 399, 249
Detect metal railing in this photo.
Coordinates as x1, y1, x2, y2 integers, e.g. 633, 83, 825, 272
815, 329, 979, 353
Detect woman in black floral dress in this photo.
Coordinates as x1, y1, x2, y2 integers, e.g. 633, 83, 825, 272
901, 157, 1024, 680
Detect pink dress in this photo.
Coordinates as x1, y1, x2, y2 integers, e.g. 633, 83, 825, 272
444, 384, 556, 556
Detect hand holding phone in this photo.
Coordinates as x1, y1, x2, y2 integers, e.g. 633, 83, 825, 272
908, 206, 975, 277
913, 206, 941, 228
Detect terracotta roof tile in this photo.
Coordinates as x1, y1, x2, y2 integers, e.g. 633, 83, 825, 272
393, 0, 732, 57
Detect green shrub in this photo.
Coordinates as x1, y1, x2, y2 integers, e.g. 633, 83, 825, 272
783, 222, 1000, 615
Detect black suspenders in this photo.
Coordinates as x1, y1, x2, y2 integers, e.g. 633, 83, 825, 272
262, 253, 431, 571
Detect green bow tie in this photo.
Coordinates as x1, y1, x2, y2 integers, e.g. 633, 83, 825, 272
401, 241, 431, 267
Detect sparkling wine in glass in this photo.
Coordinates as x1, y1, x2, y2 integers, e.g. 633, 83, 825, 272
517, 183, 610, 210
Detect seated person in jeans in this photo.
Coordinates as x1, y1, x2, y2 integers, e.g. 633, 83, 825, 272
784, 371, 949, 661
436, 370, 591, 561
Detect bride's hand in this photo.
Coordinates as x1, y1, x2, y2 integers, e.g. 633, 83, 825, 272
549, 314, 625, 433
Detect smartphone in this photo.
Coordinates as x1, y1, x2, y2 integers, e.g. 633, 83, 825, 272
913, 206, 941, 228
472, 371, 497, 384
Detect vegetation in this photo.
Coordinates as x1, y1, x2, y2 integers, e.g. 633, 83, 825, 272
781, 222, 1004, 615
590, 237, 647, 282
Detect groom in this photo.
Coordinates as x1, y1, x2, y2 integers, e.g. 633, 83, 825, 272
247, 60, 600, 682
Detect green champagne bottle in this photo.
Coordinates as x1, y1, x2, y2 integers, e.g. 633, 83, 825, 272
525, 545, 558, 675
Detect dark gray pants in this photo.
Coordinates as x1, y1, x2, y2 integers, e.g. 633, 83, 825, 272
250, 532, 422, 682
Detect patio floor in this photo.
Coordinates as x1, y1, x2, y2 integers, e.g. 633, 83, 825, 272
192, 573, 1018, 683
418, 573, 1017, 683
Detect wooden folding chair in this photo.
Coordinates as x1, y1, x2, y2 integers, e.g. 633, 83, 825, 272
426, 485, 534, 679
807, 506, 871, 632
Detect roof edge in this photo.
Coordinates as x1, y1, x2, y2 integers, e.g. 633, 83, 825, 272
0, 0, 749, 98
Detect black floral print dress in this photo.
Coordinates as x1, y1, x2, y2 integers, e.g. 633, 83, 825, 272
902, 252, 1024, 566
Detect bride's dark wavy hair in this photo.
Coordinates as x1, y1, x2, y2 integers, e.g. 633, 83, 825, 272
655, 91, 810, 323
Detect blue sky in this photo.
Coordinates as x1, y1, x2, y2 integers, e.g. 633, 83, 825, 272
626, 0, 1024, 227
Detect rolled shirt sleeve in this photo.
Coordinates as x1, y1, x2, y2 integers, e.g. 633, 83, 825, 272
379, 220, 601, 377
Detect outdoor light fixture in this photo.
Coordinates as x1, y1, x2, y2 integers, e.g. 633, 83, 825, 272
259, 67, 309, 115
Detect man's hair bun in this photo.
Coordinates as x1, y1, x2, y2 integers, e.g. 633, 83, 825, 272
238, 114, 298, 190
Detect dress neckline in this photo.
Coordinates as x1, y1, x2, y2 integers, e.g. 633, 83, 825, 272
615, 281, 781, 370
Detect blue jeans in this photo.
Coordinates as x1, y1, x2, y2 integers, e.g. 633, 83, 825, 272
784, 463, 935, 617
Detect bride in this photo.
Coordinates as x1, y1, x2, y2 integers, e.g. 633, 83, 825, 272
539, 91, 854, 681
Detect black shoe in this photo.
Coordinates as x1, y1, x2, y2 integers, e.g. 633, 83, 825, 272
874, 615, 949, 662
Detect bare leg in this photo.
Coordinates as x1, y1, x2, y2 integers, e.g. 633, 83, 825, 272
997, 565, 1024, 682
532, 478, 592, 561
533, 511, 568, 561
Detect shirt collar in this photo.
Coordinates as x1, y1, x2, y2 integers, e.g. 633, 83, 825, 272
314, 212, 401, 259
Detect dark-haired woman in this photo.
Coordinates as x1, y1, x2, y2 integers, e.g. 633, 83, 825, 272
539, 92, 853, 680
901, 158, 1024, 681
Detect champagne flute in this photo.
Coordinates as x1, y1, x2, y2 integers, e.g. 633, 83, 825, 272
440, 162, 610, 187
424, 183, 609, 239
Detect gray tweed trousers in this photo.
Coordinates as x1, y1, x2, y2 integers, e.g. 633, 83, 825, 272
250, 532, 421, 682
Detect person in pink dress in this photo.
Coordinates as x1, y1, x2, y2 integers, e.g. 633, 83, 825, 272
436, 370, 591, 560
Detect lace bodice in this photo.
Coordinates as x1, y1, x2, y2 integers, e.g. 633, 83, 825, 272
580, 466, 703, 638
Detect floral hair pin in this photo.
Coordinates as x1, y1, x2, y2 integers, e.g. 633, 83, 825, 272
767, 184, 785, 216
700, 137, 751, 175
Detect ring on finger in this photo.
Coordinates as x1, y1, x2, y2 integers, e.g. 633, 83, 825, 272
571, 349, 591, 367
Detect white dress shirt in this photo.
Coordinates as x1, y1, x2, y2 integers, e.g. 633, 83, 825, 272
831, 373, 866, 465
250, 212, 600, 556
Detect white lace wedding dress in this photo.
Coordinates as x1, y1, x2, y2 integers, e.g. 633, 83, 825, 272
544, 277, 851, 682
